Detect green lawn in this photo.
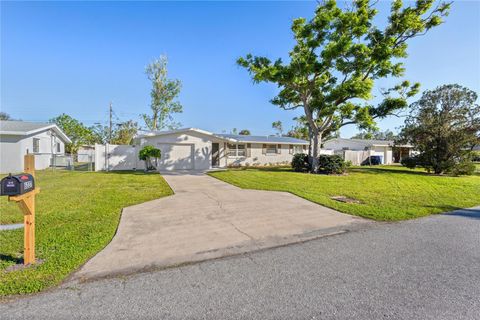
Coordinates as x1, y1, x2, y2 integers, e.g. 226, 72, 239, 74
0, 170, 172, 296
209, 166, 480, 221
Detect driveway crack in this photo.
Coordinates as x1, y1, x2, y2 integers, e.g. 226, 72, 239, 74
228, 221, 255, 242
201, 190, 256, 242
202, 191, 225, 211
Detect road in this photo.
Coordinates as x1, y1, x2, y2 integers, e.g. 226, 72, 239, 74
1, 208, 479, 320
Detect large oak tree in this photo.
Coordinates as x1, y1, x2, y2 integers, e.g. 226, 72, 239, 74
238, 0, 450, 172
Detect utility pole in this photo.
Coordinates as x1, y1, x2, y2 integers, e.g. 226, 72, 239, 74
109, 102, 113, 144
107, 102, 113, 172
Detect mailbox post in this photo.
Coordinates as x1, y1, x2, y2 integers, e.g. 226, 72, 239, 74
1, 155, 40, 265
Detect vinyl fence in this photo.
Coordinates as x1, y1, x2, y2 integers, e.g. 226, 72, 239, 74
339, 150, 371, 165
94, 144, 145, 171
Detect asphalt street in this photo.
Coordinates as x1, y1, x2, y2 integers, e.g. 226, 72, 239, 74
1, 208, 479, 320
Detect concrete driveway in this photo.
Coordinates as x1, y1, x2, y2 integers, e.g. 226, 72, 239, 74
74, 171, 366, 281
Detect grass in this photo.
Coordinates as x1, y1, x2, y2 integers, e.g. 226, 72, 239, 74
0, 170, 173, 296
209, 165, 480, 221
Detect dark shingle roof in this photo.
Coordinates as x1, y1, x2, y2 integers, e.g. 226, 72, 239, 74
216, 133, 308, 144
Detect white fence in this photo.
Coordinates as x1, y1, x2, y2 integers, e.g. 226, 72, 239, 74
29, 153, 74, 170
335, 149, 390, 165
94, 144, 145, 171
340, 150, 372, 165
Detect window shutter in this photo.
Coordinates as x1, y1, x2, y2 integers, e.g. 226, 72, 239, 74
262, 144, 267, 155
277, 144, 281, 154
225, 143, 229, 156
247, 143, 251, 157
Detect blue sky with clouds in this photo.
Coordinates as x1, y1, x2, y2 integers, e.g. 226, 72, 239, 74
1, 1, 479, 137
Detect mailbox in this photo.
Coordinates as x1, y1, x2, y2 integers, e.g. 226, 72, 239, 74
0, 173, 35, 196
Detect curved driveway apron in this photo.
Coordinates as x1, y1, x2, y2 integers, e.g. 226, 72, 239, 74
74, 171, 366, 281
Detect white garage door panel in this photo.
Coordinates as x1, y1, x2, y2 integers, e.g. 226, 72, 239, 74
158, 143, 194, 170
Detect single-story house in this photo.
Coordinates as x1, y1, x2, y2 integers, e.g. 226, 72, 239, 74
134, 128, 309, 171
323, 138, 413, 165
0, 120, 71, 173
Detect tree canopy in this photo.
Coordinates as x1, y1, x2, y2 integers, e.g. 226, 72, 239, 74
0, 112, 12, 120
111, 120, 139, 145
49, 114, 96, 153
400, 84, 479, 174
238, 0, 450, 172
351, 129, 397, 140
239, 129, 251, 135
142, 55, 183, 131
272, 121, 283, 136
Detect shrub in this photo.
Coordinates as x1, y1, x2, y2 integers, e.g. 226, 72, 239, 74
472, 151, 480, 162
318, 154, 348, 174
139, 145, 161, 170
400, 156, 418, 169
291, 153, 310, 172
402, 154, 476, 176
448, 157, 476, 176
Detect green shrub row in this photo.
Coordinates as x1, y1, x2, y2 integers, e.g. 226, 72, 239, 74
291, 153, 349, 174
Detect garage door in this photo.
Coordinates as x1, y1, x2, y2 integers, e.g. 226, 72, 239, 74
157, 143, 194, 170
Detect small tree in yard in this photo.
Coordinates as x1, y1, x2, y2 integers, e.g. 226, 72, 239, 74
139, 146, 161, 171
399, 84, 480, 175
238, 0, 450, 173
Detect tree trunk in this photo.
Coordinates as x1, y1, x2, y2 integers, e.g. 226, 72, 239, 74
307, 126, 313, 163
310, 130, 322, 173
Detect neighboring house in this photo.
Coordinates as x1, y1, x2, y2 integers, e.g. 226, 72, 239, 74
323, 138, 413, 165
133, 128, 309, 171
0, 120, 71, 173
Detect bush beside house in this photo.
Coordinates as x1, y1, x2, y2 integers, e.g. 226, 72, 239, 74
292, 153, 349, 175
139, 145, 161, 171
291, 153, 310, 172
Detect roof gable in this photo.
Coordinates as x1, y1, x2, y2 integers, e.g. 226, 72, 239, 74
136, 128, 235, 142
0, 120, 72, 143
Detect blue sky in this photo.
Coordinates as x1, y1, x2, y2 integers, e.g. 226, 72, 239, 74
1, 1, 479, 137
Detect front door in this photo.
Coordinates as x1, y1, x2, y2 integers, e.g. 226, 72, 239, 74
212, 143, 220, 167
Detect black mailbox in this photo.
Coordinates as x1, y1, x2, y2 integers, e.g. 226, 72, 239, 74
0, 173, 35, 196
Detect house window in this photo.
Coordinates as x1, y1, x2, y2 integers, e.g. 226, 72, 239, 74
227, 143, 236, 156
56, 142, 61, 153
33, 138, 40, 153
237, 144, 246, 157
266, 144, 278, 154
227, 143, 246, 157
293, 145, 303, 154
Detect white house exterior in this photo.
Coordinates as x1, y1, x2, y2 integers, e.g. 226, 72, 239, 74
133, 128, 309, 171
0, 120, 71, 173
323, 138, 412, 165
